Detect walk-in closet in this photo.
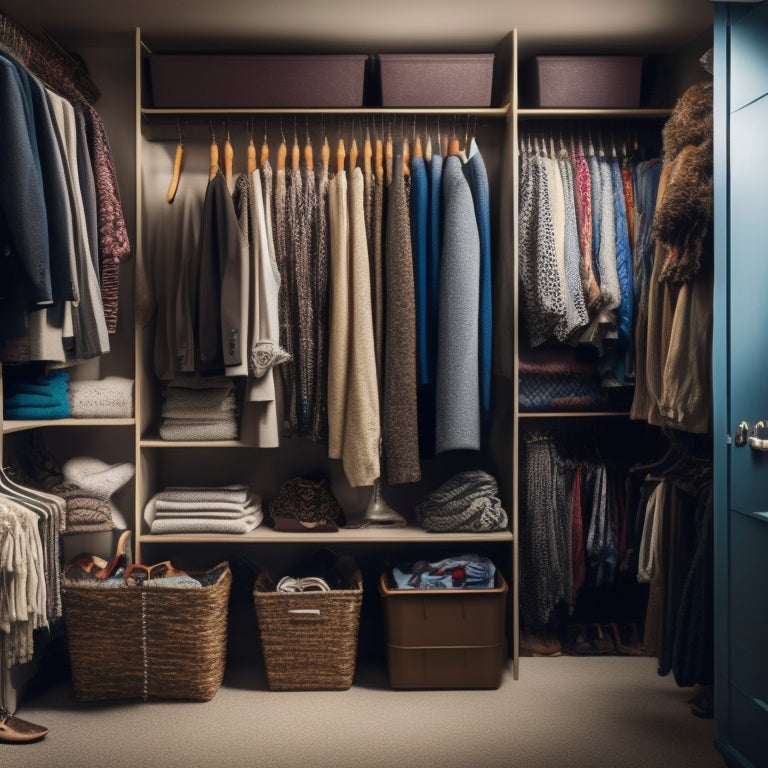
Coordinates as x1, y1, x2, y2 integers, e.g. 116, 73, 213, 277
2, 1, 760, 766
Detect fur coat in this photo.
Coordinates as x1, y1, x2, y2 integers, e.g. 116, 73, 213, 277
652, 81, 713, 283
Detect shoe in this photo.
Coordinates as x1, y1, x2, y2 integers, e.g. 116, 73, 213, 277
64, 529, 132, 581
0, 709, 48, 743
92, 529, 132, 579
590, 623, 617, 654
611, 622, 646, 656
563, 623, 593, 655
520, 629, 562, 657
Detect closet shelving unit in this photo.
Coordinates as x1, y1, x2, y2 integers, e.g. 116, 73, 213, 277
511, 82, 675, 648
134, 29, 521, 675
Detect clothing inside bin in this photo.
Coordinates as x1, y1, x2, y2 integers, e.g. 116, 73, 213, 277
392, 554, 496, 589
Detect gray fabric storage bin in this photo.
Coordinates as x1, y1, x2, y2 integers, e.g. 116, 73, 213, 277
148, 54, 367, 108
379, 53, 494, 107
533, 56, 642, 108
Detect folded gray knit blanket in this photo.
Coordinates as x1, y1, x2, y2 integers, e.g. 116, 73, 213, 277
68, 376, 134, 418
415, 470, 508, 533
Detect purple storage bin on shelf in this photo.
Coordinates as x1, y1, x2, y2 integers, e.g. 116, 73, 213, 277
533, 56, 643, 108
149, 54, 367, 108
379, 53, 494, 107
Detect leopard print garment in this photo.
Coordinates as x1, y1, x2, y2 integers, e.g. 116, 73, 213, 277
518, 141, 566, 347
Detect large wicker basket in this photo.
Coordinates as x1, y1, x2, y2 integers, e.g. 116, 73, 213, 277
62, 562, 232, 702
253, 570, 363, 690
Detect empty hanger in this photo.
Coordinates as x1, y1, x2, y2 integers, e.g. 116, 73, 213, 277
166, 119, 183, 204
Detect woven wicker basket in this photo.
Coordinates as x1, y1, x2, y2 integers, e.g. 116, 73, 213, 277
62, 562, 232, 702
253, 570, 363, 690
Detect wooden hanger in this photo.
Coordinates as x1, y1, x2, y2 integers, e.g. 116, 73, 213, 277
166, 119, 183, 204
336, 136, 346, 174
364, 127, 372, 175
292, 135, 300, 171
209, 124, 219, 181
349, 136, 358, 174
402, 137, 410, 176
247, 136, 257, 174
277, 137, 287, 172
375, 133, 383, 178
321, 135, 330, 170
224, 128, 234, 191
260, 125, 270, 168
304, 119, 313, 169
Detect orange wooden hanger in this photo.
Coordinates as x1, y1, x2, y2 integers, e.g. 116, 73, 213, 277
349, 136, 358, 173
208, 124, 219, 181
364, 127, 372, 175
260, 124, 270, 168
224, 129, 234, 190
166, 119, 183, 203
336, 136, 346, 174
321, 135, 330, 170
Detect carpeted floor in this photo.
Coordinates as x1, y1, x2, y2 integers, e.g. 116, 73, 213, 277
2, 655, 724, 768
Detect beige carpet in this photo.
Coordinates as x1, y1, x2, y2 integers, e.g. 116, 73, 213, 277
3, 655, 724, 768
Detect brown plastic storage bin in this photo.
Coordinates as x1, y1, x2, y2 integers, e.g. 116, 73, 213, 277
148, 54, 367, 108
533, 56, 642, 108
379, 53, 494, 107
379, 570, 507, 689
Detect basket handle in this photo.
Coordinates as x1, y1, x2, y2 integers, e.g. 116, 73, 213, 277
288, 608, 321, 616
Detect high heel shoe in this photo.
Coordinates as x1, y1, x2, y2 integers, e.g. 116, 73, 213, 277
92, 529, 132, 579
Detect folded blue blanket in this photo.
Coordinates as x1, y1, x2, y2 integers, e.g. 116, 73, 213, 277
4, 402, 71, 420
5, 391, 70, 408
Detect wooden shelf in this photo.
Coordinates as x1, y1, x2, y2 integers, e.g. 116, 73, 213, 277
142, 105, 511, 117
3, 417, 135, 435
139, 526, 514, 545
518, 411, 631, 419
516, 107, 672, 118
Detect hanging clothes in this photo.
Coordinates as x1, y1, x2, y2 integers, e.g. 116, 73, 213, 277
197, 169, 242, 373
342, 165, 381, 487
463, 138, 493, 422
435, 152, 481, 453
382, 140, 421, 484
0, 49, 128, 363
297, 139, 318, 436
327, 152, 350, 460
312, 139, 331, 443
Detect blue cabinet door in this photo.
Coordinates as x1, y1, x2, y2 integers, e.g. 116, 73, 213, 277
715, 3, 768, 767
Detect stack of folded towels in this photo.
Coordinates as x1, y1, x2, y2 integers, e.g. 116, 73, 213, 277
3, 368, 70, 420
159, 377, 239, 441
144, 485, 263, 534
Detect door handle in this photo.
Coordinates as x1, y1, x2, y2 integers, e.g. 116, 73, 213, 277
748, 420, 768, 451
735, 421, 750, 447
